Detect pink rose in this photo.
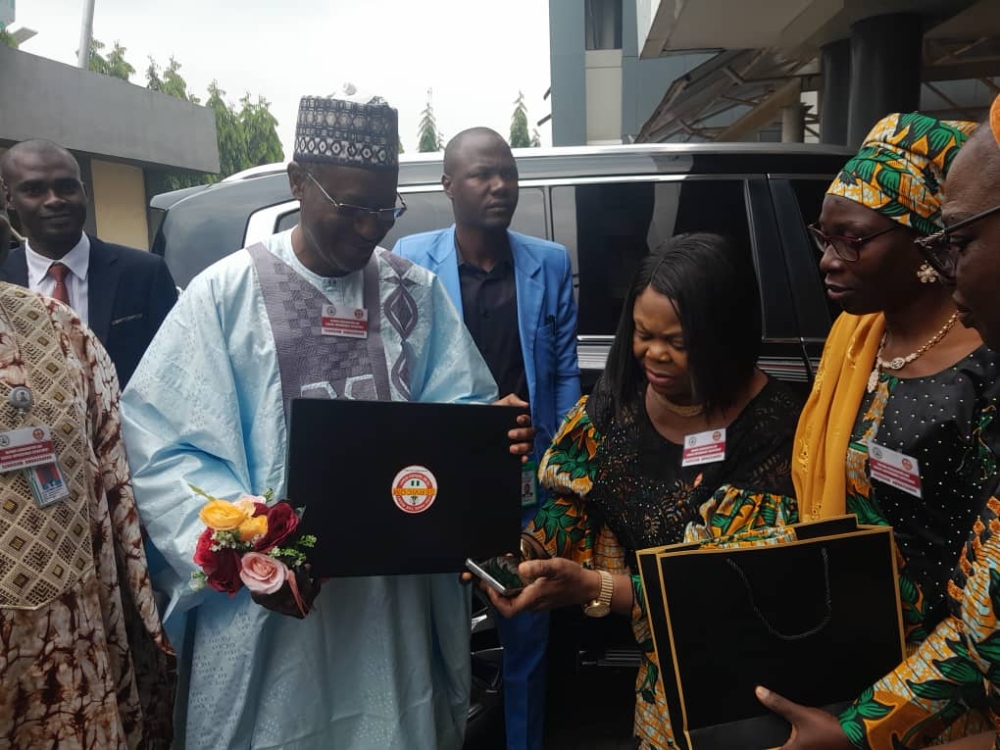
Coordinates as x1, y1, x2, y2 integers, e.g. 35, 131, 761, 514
239, 552, 288, 595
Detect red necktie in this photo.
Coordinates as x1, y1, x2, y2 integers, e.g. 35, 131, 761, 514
47, 262, 71, 306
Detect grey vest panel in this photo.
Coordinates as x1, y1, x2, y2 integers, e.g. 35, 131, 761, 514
248, 243, 391, 417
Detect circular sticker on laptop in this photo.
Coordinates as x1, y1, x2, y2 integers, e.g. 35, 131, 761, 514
391, 465, 438, 514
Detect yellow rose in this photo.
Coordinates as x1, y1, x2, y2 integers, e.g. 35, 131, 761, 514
199, 499, 251, 531
237, 515, 269, 543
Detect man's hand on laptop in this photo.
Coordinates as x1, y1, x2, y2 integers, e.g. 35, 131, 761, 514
494, 393, 535, 464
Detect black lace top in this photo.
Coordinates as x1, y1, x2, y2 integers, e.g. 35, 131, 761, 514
583, 377, 804, 554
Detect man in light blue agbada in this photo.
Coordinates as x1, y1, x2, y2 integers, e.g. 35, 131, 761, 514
394, 127, 580, 750
121, 91, 532, 750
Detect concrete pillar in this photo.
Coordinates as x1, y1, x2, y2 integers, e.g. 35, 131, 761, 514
549, 0, 587, 146
847, 13, 923, 148
820, 39, 850, 145
781, 104, 806, 143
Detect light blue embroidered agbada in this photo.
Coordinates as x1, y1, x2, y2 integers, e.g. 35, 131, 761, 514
121, 229, 498, 750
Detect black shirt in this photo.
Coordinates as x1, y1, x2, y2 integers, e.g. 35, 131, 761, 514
458, 250, 528, 401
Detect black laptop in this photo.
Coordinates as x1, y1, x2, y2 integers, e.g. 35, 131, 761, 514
285, 398, 524, 577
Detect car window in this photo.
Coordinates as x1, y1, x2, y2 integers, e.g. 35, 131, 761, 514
789, 178, 838, 322
552, 180, 753, 335
273, 188, 547, 248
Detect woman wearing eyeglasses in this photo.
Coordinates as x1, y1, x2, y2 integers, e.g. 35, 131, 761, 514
775, 112, 999, 744
758, 96, 1000, 750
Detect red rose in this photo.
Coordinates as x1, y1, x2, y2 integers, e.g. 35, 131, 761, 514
193, 528, 217, 570
254, 502, 300, 553
206, 549, 242, 595
194, 528, 243, 595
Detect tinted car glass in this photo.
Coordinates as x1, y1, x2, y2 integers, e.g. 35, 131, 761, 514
789, 178, 839, 322
552, 179, 752, 335
274, 188, 547, 249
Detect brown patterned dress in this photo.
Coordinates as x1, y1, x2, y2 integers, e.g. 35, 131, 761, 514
0, 284, 173, 749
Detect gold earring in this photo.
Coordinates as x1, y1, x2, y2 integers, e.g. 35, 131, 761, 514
917, 262, 940, 284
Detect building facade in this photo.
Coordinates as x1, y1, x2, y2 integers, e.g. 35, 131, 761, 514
0, 44, 219, 249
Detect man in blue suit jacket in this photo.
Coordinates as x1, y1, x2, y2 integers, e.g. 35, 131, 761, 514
1, 140, 177, 387
394, 127, 580, 750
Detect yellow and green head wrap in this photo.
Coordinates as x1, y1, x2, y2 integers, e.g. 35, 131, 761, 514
828, 112, 976, 235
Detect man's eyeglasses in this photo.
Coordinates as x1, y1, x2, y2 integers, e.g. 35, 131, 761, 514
915, 203, 1000, 282
807, 223, 901, 262
305, 172, 406, 224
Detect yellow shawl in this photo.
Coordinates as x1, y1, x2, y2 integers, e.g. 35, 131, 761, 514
792, 312, 885, 520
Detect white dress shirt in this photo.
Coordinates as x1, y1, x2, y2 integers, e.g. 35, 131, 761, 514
25, 233, 91, 324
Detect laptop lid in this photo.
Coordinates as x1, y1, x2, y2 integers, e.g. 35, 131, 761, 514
286, 398, 524, 577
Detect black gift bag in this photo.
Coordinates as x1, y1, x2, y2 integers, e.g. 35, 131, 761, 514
637, 516, 905, 750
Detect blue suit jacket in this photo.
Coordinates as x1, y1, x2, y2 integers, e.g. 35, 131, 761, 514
1, 234, 178, 387
394, 226, 581, 464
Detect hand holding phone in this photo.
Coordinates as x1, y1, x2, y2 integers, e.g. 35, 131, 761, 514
465, 555, 526, 597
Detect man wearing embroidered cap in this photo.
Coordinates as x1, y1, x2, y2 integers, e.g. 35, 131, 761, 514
120, 89, 534, 749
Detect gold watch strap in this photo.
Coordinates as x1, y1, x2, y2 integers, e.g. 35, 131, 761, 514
596, 569, 613, 607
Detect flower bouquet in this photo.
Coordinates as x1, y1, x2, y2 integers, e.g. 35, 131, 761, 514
189, 485, 317, 616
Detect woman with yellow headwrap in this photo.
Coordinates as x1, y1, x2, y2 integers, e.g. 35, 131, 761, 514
792, 112, 1000, 652
759, 95, 1000, 750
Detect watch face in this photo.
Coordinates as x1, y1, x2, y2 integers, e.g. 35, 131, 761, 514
584, 602, 611, 618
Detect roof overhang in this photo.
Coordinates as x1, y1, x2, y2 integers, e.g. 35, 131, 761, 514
641, 0, 983, 59
0, 46, 220, 173
636, 0, 999, 143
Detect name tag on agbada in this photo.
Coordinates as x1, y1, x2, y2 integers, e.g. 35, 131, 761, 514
320, 305, 368, 339
0, 425, 58, 473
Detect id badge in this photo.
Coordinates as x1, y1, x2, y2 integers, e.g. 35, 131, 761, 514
869, 442, 922, 499
25, 461, 71, 508
521, 459, 539, 508
681, 428, 727, 467
320, 304, 368, 339
0, 425, 58, 473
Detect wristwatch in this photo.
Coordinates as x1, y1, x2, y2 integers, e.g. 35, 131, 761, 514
583, 569, 614, 618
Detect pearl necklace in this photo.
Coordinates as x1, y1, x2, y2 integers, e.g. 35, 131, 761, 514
866, 312, 959, 394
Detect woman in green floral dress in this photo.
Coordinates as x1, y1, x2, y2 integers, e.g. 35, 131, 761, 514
487, 232, 803, 750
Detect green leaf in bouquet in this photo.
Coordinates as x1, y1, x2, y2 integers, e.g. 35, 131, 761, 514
188, 483, 217, 502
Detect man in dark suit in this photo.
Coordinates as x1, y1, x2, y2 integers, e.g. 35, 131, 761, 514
1, 139, 177, 386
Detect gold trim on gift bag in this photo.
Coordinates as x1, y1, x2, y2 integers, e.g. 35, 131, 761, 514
638, 517, 905, 750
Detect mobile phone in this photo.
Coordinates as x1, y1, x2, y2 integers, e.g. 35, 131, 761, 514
465, 556, 525, 597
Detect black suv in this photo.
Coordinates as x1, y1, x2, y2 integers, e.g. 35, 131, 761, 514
148, 142, 852, 739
